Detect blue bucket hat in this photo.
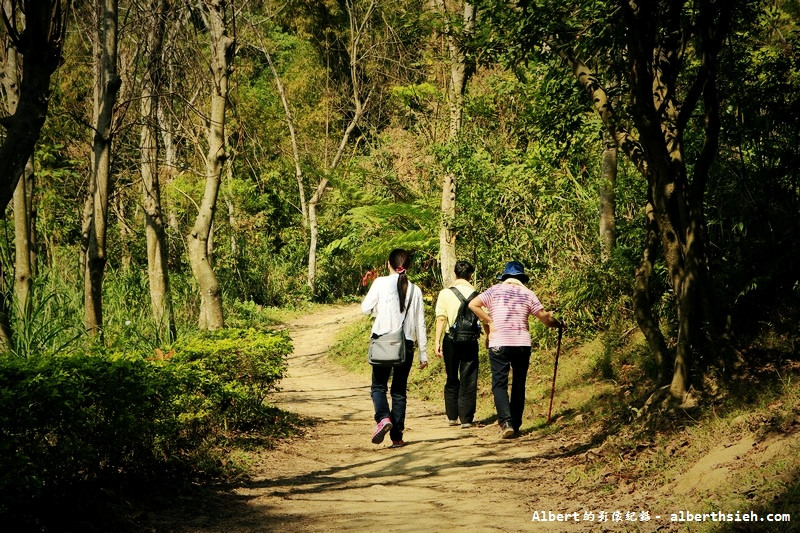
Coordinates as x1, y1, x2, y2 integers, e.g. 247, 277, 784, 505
497, 261, 529, 284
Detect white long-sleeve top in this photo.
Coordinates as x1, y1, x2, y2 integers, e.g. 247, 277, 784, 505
361, 274, 428, 363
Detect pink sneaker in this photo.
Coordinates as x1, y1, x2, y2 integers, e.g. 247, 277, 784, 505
371, 417, 393, 444
389, 440, 405, 448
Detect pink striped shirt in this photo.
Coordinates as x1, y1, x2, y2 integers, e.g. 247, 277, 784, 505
477, 280, 544, 348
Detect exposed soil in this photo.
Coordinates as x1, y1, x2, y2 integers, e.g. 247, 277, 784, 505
141, 304, 798, 533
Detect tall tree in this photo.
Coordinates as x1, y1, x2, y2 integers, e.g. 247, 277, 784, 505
83, 0, 120, 338
306, 0, 374, 295
0, 0, 67, 346
435, 0, 475, 287
187, 0, 234, 330
481, 0, 737, 400
0, 0, 68, 214
598, 130, 616, 260
0, 4, 35, 323
139, 0, 175, 341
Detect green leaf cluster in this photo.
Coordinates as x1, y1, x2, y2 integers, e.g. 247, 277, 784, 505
0, 327, 293, 524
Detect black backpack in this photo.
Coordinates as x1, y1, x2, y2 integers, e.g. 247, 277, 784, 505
446, 287, 481, 342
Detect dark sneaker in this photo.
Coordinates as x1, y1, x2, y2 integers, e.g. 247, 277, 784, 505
371, 417, 393, 444
389, 440, 406, 448
500, 422, 514, 439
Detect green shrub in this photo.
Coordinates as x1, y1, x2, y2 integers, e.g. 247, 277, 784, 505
0, 327, 293, 525
171, 327, 292, 428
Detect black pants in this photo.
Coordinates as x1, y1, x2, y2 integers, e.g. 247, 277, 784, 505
489, 346, 531, 431
442, 336, 479, 424
371, 340, 415, 442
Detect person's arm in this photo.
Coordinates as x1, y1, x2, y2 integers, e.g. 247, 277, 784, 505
468, 294, 492, 328
414, 287, 429, 368
361, 277, 380, 315
534, 309, 564, 329
434, 315, 447, 357
468, 294, 494, 347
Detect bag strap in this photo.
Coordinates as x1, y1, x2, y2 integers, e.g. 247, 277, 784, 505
448, 287, 478, 327
401, 283, 414, 327
450, 287, 478, 304
449, 286, 478, 304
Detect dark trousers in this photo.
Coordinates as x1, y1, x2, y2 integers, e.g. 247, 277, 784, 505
489, 346, 531, 431
442, 336, 479, 423
371, 340, 415, 442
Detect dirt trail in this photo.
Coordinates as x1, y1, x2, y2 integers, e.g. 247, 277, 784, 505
167, 304, 735, 532
141, 304, 800, 533
194, 304, 611, 533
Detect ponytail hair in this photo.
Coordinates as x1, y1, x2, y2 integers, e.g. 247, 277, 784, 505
388, 248, 411, 312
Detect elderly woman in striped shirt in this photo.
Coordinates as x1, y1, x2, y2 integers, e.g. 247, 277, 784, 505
468, 261, 563, 439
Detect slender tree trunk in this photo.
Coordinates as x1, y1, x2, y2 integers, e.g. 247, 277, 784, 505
633, 201, 671, 383
599, 131, 617, 261
436, 0, 474, 287
84, 0, 120, 338
0, 0, 68, 214
116, 192, 133, 271
187, 0, 233, 330
2, 25, 35, 322
140, 0, 176, 342
264, 49, 307, 226
13, 159, 34, 318
306, 0, 373, 295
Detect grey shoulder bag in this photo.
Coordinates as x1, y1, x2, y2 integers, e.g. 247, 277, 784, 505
367, 285, 414, 367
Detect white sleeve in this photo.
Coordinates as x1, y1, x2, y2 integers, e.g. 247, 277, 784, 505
414, 286, 428, 362
361, 278, 380, 315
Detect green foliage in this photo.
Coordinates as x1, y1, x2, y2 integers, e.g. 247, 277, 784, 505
3, 271, 84, 360
0, 326, 294, 524
7, 291, 83, 360
172, 327, 292, 414
327, 201, 438, 265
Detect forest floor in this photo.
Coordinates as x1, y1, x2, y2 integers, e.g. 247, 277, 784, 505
142, 304, 799, 533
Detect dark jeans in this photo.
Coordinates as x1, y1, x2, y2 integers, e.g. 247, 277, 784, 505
489, 346, 531, 431
371, 339, 415, 442
442, 336, 479, 423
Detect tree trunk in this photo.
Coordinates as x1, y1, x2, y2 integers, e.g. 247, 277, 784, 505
436, 0, 474, 287
0, 0, 68, 214
2, 23, 35, 322
633, 201, 671, 383
307, 178, 326, 292
13, 159, 35, 319
306, 0, 373, 295
116, 191, 133, 271
599, 130, 617, 261
264, 48, 307, 227
187, 0, 233, 330
564, 0, 728, 401
84, 0, 120, 338
140, 0, 176, 342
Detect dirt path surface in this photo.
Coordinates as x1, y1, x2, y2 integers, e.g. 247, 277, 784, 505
159, 304, 789, 532
189, 304, 626, 533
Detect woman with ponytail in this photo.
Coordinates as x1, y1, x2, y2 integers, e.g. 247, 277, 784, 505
361, 248, 428, 447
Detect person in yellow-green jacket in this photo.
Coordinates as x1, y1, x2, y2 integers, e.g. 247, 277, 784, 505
434, 260, 481, 429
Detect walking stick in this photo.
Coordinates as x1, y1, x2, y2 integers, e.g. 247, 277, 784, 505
547, 325, 563, 424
